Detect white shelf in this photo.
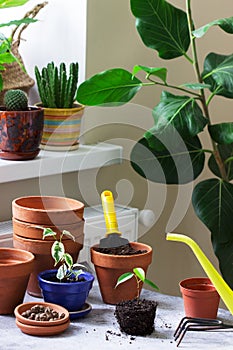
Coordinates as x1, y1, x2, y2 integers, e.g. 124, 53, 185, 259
0, 143, 123, 184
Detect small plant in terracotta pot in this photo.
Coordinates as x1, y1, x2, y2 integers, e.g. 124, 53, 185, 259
38, 228, 94, 313
114, 267, 158, 336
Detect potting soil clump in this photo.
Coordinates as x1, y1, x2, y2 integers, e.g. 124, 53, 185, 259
115, 298, 158, 336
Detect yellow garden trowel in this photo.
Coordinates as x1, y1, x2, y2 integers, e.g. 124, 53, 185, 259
99, 190, 129, 248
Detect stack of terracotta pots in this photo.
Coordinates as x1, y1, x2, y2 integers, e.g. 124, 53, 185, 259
12, 195, 85, 297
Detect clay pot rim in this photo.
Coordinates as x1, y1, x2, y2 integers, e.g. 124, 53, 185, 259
179, 277, 217, 293
0, 106, 43, 113
0, 247, 34, 267
91, 241, 152, 258
12, 195, 84, 213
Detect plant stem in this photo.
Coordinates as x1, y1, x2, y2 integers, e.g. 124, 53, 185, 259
186, 0, 228, 181
144, 79, 201, 97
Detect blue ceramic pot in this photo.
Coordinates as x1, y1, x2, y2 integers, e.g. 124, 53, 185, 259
38, 269, 94, 312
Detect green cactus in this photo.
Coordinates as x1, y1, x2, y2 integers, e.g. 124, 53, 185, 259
35, 62, 79, 108
4, 89, 28, 111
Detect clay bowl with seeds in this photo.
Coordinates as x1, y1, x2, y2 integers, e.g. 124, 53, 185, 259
14, 302, 69, 326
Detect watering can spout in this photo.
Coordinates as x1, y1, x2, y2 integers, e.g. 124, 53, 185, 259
166, 232, 233, 315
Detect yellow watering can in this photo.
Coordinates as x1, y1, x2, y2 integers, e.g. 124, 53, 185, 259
166, 232, 233, 315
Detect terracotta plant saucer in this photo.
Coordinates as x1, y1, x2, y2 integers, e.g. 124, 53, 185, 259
14, 302, 69, 326
15, 318, 70, 336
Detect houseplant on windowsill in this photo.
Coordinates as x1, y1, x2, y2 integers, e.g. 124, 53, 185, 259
0, 1, 48, 100
38, 228, 94, 318
0, 89, 44, 160
76, 0, 233, 290
34, 61, 85, 151
115, 267, 158, 336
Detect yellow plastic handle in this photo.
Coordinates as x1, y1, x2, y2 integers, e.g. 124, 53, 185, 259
101, 190, 121, 235
166, 232, 233, 315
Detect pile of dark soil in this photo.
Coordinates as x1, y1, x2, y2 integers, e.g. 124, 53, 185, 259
115, 298, 158, 336
94, 243, 147, 255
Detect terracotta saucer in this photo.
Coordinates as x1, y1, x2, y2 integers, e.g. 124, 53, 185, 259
14, 302, 69, 326
15, 318, 70, 336
0, 149, 40, 161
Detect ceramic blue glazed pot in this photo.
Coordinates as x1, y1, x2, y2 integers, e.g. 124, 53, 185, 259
38, 269, 94, 312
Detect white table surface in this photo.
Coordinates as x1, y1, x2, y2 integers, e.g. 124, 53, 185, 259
1, 282, 232, 350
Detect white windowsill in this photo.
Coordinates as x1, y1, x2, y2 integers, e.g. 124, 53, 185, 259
0, 143, 123, 184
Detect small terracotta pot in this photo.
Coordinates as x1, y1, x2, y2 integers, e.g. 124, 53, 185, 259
0, 247, 34, 314
12, 196, 84, 225
0, 106, 44, 160
90, 242, 153, 305
180, 277, 220, 319
12, 217, 84, 243
13, 233, 83, 297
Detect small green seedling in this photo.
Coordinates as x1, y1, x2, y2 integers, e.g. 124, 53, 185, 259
42, 227, 86, 282
115, 267, 159, 298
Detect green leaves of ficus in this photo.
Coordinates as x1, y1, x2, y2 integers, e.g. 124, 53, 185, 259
75, 0, 233, 289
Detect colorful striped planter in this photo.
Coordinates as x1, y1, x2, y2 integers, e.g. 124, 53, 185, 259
37, 103, 85, 150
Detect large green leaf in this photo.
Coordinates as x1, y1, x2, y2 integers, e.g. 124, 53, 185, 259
130, 0, 190, 59
0, 0, 29, 8
208, 144, 233, 181
209, 123, 233, 144
130, 134, 205, 184
152, 91, 208, 139
76, 68, 142, 106
193, 17, 233, 38
202, 53, 233, 98
192, 179, 233, 242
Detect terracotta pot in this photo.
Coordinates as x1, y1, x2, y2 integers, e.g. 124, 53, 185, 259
12, 217, 84, 243
180, 277, 220, 319
90, 242, 153, 304
13, 233, 83, 297
0, 247, 34, 314
0, 106, 44, 160
12, 196, 84, 226
36, 103, 84, 150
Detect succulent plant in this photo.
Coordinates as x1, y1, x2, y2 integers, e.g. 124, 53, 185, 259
35, 62, 79, 108
4, 89, 28, 111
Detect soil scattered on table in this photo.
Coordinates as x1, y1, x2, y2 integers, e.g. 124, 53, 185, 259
94, 243, 147, 255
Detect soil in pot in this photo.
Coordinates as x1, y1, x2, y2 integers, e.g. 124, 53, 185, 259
93, 243, 147, 255
115, 298, 158, 336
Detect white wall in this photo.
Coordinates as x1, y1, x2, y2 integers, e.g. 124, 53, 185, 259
0, 0, 87, 103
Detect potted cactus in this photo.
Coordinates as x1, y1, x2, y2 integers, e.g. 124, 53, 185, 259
34, 61, 84, 151
0, 89, 44, 160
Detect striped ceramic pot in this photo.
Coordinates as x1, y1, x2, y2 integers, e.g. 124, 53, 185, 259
37, 103, 84, 151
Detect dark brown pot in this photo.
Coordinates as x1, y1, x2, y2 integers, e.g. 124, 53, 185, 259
180, 277, 220, 319
115, 298, 158, 336
0, 247, 34, 314
13, 233, 83, 297
12, 196, 84, 225
0, 106, 44, 160
90, 242, 153, 304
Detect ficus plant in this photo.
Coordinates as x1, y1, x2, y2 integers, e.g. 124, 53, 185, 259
76, 0, 233, 288
42, 228, 87, 282
116, 267, 159, 298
